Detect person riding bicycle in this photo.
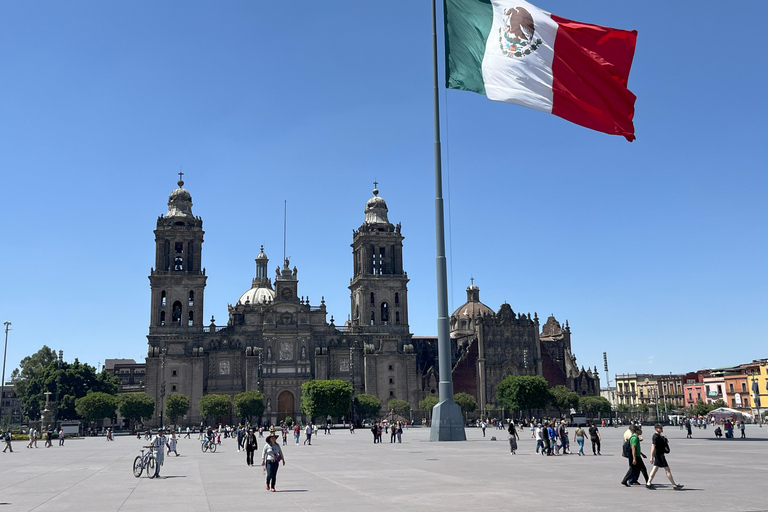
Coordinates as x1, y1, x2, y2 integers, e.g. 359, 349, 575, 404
205, 426, 215, 445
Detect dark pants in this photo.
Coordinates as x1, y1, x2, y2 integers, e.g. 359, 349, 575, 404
265, 460, 279, 489
591, 438, 601, 454
622, 459, 639, 485
246, 449, 255, 466
635, 458, 648, 483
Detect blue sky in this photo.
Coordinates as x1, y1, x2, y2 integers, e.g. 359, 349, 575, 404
0, 1, 765, 383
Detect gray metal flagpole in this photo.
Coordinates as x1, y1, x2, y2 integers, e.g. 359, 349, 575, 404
429, 0, 466, 442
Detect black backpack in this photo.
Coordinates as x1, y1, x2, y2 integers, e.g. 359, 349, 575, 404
622, 437, 633, 458
663, 435, 670, 454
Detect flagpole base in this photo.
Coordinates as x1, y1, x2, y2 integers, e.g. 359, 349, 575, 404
429, 400, 466, 441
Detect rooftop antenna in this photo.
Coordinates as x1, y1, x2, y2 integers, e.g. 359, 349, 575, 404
283, 200, 287, 264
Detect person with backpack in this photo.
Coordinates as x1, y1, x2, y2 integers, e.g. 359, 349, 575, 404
646, 424, 683, 490
621, 425, 646, 487
244, 428, 258, 466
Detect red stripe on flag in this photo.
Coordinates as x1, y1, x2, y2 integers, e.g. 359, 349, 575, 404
550, 15, 637, 141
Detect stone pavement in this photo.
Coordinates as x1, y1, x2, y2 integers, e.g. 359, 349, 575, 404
1, 424, 766, 512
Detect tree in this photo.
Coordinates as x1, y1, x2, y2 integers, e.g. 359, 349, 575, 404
198, 394, 230, 423
354, 394, 382, 420
75, 392, 118, 424
300, 380, 353, 421
419, 396, 439, 420
579, 396, 612, 416
550, 385, 580, 417
454, 392, 477, 419
118, 393, 155, 428
233, 391, 265, 423
387, 398, 411, 418
165, 394, 190, 425
711, 399, 726, 409
496, 375, 550, 416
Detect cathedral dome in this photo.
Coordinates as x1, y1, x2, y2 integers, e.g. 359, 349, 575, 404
450, 281, 493, 338
238, 286, 276, 305
364, 185, 390, 226
167, 179, 193, 218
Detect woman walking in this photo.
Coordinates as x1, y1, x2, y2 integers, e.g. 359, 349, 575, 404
244, 428, 258, 466
261, 431, 285, 492
573, 424, 587, 456
507, 421, 519, 454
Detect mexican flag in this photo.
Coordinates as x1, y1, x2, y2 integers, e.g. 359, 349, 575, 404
445, 0, 638, 141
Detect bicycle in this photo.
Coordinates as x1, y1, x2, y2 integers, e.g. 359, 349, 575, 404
133, 446, 157, 478
201, 438, 217, 453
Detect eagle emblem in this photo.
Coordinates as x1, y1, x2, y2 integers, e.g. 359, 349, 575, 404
499, 6, 542, 58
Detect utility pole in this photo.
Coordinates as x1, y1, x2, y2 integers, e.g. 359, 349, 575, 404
603, 352, 613, 426
0, 322, 10, 429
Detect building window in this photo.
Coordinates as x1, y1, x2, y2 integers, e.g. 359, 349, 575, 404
172, 370, 177, 377
388, 365, 393, 371
188, 311, 194, 326
741, 382, 747, 392
171, 385, 177, 392
696, 392, 701, 401
370, 292, 375, 305
189, 290, 194, 307
717, 385, 722, 394
389, 378, 394, 384
394, 293, 399, 305
395, 311, 400, 325
381, 302, 389, 324
389, 391, 394, 397
161, 291, 167, 307
160, 311, 166, 326
172, 301, 182, 325
688, 392, 692, 401
370, 311, 375, 325
729, 383, 734, 392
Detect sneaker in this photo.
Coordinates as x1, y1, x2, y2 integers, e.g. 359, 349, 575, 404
673, 484, 684, 490
621, 482, 630, 487
645, 484, 656, 490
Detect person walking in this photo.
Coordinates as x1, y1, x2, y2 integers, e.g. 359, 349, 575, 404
739, 421, 746, 439
185, 426, 191, 439
390, 422, 397, 443
45, 425, 53, 447
685, 419, 693, 439
573, 424, 586, 456
293, 423, 301, 445
304, 422, 313, 445
480, 420, 487, 437
396, 422, 403, 443
58, 428, 65, 446
588, 421, 601, 455
27, 428, 35, 449
3, 430, 12, 453
244, 428, 258, 466
167, 432, 180, 456
151, 429, 169, 478
621, 425, 647, 487
534, 423, 544, 454
261, 432, 285, 492
646, 424, 683, 490
558, 420, 570, 454
507, 421, 520, 454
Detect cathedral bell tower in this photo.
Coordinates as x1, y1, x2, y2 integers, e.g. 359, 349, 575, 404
148, 175, 207, 331
349, 184, 409, 331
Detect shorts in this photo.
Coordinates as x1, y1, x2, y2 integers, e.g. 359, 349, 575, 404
653, 454, 668, 468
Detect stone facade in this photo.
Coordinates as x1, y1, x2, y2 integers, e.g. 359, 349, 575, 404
144, 179, 599, 426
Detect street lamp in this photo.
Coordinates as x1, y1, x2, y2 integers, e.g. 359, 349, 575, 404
159, 348, 167, 429
0, 321, 10, 429
749, 370, 762, 427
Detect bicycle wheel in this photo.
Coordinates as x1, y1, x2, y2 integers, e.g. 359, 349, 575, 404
132, 456, 143, 478
147, 456, 157, 478
210, 442, 217, 453
201, 441, 208, 452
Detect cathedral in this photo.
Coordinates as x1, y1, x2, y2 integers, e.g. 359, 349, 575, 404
145, 179, 599, 426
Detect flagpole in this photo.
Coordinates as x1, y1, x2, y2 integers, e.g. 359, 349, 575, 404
429, 0, 466, 442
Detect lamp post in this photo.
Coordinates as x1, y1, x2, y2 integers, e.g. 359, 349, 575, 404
749, 370, 762, 427
158, 348, 167, 429
0, 321, 10, 429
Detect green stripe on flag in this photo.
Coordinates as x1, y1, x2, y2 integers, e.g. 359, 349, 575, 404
444, 0, 493, 94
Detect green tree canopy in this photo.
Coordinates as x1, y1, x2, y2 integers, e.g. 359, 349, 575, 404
14, 347, 120, 422
418, 396, 439, 418
692, 400, 713, 417
387, 398, 411, 417
165, 394, 190, 425
233, 390, 265, 423
354, 394, 382, 420
550, 385, 580, 416
496, 375, 550, 415
198, 394, 231, 423
118, 393, 155, 426
300, 380, 353, 420
75, 392, 118, 424
578, 396, 612, 415
454, 392, 477, 418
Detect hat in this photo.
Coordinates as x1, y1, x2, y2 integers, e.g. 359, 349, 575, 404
537, 423, 542, 426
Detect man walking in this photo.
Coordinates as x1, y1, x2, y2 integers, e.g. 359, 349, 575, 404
589, 421, 601, 455
3, 430, 12, 453
646, 424, 683, 490
621, 425, 645, 487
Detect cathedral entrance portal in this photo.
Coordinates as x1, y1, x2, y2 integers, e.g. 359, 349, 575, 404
277, 390, 294, 422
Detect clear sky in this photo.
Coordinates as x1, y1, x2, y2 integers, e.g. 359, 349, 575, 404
1, 1, 765, 382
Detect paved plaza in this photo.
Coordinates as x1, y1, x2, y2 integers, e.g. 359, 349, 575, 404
1, 424, 766, 512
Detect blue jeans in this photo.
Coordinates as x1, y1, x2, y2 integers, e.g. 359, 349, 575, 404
536, 440, 544, 453
576, 437, 584, 454
266, 461, 279, 489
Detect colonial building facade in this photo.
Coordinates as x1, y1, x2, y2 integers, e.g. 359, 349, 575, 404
145, 179, 599, 426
